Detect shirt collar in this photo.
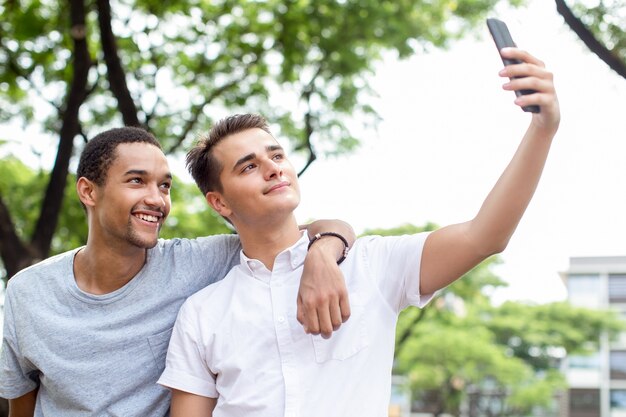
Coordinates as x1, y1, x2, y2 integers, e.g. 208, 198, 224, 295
239, 231, 308, 281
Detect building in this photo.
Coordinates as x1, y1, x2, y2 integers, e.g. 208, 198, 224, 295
562, 256, 626, 417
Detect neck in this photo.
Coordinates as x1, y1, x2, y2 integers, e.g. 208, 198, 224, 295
235, 215, 301, 270
73, 238, 148, 295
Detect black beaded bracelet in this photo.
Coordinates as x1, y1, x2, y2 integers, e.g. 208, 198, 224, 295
307, 232, 350, 265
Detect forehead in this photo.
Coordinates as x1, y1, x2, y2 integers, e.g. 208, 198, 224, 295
214, 128, 279, 162
108, 142, 170, 174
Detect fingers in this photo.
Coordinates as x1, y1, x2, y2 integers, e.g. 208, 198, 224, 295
497, 47, 560, 130
339, 293, 351, 323
297, 292, 350, 338
500, 47, 544, 67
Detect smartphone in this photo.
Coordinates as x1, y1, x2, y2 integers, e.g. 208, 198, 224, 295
486, 18, 540, 113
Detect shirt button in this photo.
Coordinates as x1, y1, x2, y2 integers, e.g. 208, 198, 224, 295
277, 316, 285, 323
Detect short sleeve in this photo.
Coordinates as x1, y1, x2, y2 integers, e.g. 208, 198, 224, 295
360, 232, 434, 312
157, 301, 217, 398
0, 285, 39, 399
175, 234, 241, 288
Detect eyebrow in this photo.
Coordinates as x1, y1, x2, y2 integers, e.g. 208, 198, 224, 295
232, 145, 283, 171
124, 169, 173, 180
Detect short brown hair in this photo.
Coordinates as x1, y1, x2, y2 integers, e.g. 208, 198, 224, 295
186, 114, 272, 195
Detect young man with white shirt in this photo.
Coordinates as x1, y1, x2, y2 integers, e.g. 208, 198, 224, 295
158, 47, 560, 416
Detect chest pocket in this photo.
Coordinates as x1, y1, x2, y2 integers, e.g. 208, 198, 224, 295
147, 327, 173, 369
311, 297, 369, 363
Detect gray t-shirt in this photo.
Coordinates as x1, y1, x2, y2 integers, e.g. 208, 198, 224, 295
0, 234, 240, 416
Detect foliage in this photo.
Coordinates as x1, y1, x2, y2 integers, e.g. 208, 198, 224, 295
0, 0, 521, 156
0, 0, 526, 278
569, 0, 625, 64
364, 223, 626, 417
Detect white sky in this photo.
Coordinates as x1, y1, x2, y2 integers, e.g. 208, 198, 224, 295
294, 0, 626, 304
2, 0, 625, 305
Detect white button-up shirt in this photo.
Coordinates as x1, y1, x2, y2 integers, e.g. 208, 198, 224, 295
158, 231, 432, 417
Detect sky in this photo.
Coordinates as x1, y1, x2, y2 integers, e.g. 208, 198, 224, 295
2, 0, 625, 305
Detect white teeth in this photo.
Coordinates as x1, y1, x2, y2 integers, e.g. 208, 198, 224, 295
136, 214, 158, 222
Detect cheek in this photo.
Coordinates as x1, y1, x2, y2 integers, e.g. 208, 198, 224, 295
161, 193, 172, 210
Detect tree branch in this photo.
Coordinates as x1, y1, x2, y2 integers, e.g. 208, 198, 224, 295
165, 73, 259, 154
296, 104, 317, 177
555, 0, 626, 79
31, 0, 91, 257
96, 0, 141, 126
295, 65, 323, 177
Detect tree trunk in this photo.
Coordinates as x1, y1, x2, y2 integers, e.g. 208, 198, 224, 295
96, 0, 141, 126
0, 0, 92, 282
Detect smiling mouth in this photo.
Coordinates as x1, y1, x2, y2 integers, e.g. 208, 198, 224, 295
134, 213, 160, 223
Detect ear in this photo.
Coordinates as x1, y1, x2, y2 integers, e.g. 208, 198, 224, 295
76, 177, 98, 209
206, 191, 232, 218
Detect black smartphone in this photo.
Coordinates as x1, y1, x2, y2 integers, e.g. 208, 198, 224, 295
486, 18, 540, 113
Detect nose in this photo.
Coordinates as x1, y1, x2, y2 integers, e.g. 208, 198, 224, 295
144, 183, 166, 208
264, 158, 283, 180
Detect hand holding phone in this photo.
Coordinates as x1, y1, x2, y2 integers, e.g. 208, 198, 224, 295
487, 18, 540, 113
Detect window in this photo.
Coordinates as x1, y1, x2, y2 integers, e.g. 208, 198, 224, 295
610, 351, 626, 379
611, 390, 626, 412
609, 274, 626, 303
569, 388, 600, 417
568, 351, 601, 370
568, 274, 602, 308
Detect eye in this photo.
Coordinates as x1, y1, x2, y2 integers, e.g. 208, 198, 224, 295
272, 153, 284, 161
160, 181, 172, 190
242, 163, 256, 173
129, 177, 142, 184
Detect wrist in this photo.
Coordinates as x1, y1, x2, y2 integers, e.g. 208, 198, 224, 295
307, 232, 349, 264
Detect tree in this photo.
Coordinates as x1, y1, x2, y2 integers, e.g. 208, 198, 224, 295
555, 0, 626, 79
361, 225, 625, 417
0, 0, 524, 280
395, 277, 623, 417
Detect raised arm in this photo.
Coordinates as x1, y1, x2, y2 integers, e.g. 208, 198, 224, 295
420, 47, 560, 295
298, 219, 356, 338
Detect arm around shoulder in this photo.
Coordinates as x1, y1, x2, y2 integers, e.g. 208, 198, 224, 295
298, 219, 356, 339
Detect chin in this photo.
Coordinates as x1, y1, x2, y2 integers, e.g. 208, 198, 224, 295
127, 233, 159, 249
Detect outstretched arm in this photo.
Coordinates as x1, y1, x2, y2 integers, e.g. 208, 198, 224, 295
420, 48, 560, 295
299, 219, 356, 338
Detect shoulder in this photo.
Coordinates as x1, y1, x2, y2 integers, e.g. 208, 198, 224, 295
7, 249, 78, 293
153, 234, 241, 257
350, 232, 430, 255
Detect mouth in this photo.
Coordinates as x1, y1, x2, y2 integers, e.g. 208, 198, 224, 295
264, 181, 290, 194
132, 209, 164, 226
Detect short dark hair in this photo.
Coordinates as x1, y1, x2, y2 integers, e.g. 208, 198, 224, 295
186, 114, 271, 195
77, 126, 161, 186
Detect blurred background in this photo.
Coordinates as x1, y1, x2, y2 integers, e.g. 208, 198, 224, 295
1, 0, 625, 415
